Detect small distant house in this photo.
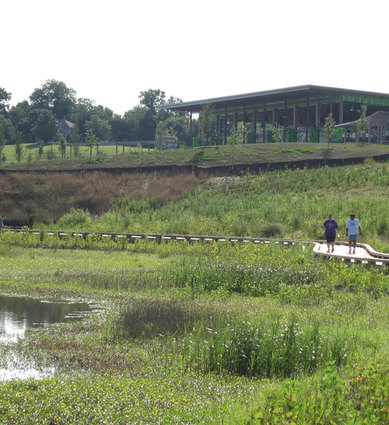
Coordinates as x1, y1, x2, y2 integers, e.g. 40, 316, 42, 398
58, 119, 76, 138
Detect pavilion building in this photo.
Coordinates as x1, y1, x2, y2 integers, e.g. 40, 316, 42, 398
164, 85, 389, 144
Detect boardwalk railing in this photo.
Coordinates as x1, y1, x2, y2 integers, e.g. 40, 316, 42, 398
2, 227, 388, 267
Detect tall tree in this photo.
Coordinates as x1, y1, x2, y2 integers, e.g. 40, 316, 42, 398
199, 103, 214, 144
33, 109, 59, 144
85, 114, 112, 141
139, 89, 166, 117
30, 80, 76, 119
0, 87, 12, 114
8, 101, 35, 142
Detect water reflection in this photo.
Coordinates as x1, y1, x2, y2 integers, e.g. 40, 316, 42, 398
0, 295, 93, 343
0, 295, 96, 381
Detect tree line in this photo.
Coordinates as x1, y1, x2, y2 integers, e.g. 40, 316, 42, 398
0, 80, 196, 156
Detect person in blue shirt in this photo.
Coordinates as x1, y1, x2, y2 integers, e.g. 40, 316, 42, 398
322, 213, 339, 253
346, 213, 362, 254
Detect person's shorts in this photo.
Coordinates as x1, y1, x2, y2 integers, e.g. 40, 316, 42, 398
348, 234, 357, 242
326, 235, 336, 243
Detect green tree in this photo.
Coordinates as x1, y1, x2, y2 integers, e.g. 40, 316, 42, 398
0, 87, 12, 114
356, 104, 370, 143
0, 128, 5, 165
0, 115, 16, 143
33, 109, 58, 144
272, 122, 283, 143
139, 89, 166, 117
14, 132, 24, 163
155, 121, 177, 149
8, 101, 35, 142
199, 103, 214, 145
37, 142, 44, 160
71, 127, 81, 158
59, 135, 67, 158
85, 114, 112, 141
85, 128, 98, 159
30, 80, 76, 119
227, 122, 248, 145
323, 112, 336, 148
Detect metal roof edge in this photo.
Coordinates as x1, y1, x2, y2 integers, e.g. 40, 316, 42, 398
163, 84, 389, 110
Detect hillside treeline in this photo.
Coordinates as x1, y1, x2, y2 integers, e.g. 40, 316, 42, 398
0, 81, 196, 150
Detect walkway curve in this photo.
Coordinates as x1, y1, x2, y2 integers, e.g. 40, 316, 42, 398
2, 227, 389, 267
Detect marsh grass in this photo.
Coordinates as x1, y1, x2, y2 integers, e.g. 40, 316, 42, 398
0, 241, 388, 424
177, 315, 352, 379
106, 299, 216, 341
160, 257, 325, 296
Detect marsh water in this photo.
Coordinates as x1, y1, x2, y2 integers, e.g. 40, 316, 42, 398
0, 295, 95, 381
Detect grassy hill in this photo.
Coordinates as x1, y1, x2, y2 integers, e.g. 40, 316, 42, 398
2, 142, 389, 171
1, 155, 388, 252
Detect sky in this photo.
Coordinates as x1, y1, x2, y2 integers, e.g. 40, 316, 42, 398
2, 0, 389, 116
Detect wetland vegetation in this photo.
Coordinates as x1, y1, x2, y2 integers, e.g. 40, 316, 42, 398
0, 158, 388, 424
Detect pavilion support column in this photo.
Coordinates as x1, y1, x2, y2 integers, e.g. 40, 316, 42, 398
234, 113, 238, 132
305, 98, 310, 142
339, 98, 344, 124
316, 103, 320, 141
243, 105, 246, 144
263, 103, 266, 143
293, 106, 297, 129
216, 115, 220, 143
224, 107, 228, 145
283, 100, 288, 142
272, 108, 276, 125
189, 112, 192, 146
252, 111, 257, 143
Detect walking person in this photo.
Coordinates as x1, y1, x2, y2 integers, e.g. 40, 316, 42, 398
322, 213, 339, 253
346, 213, 362, 254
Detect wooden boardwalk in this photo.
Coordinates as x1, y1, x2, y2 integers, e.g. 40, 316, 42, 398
313, 241, 389, 266
2, 227, 389, 267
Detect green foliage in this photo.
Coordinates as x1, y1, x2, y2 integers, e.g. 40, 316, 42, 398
179, 316, 351, 378
357, 104, 370, 143
0, 240, 388, 424
57, 208, 92, 228
323, 112, 336, 144
199, 103, 214, 143
14, 132, 24, 163
272, 122, 283, 143
248, 362, 389, 425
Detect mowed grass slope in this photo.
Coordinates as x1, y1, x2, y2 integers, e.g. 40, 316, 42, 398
2, 141, 389, 170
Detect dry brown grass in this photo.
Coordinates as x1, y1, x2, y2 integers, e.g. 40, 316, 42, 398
0, 171, 200, 225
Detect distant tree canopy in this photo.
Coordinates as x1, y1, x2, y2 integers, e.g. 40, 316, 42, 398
1, 80, 192, 146
0, 87, 12, 114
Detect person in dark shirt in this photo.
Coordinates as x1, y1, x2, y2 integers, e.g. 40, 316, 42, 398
322, 213, 339, 253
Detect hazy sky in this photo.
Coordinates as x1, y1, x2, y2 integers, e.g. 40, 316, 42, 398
2, 0, 388, 115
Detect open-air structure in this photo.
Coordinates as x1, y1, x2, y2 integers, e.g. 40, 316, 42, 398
165, 85, 389, 144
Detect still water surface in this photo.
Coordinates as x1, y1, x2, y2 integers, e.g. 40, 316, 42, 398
0, 295, 95, 381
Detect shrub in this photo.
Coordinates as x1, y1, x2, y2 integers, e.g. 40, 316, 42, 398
58, 208, 91, 228
259, 222, 284, 238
